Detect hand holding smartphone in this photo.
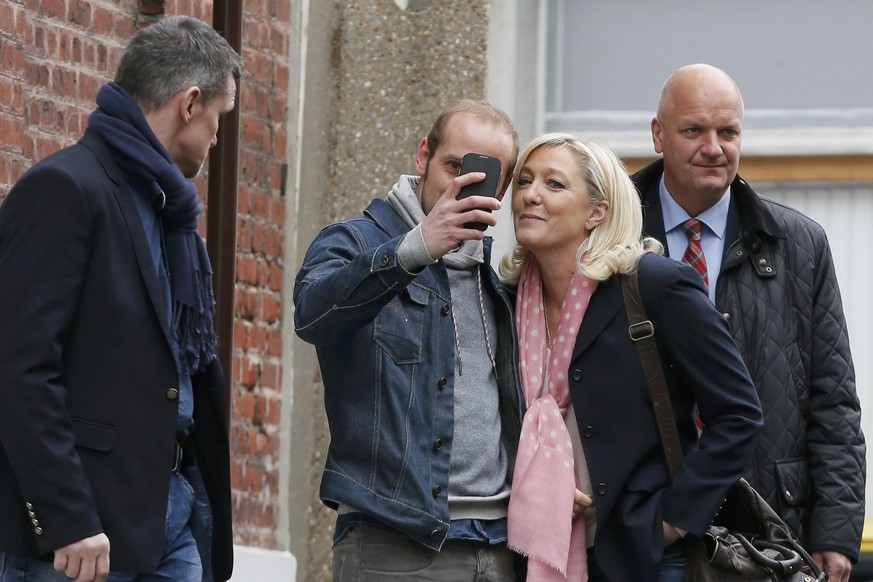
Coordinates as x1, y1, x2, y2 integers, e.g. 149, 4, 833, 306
457, 152, 502, 231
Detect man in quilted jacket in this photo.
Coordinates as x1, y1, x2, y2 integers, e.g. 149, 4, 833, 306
633, 63, 865, 582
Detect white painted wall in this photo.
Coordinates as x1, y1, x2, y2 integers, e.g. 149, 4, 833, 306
486, 0, 540, 267
228, 545, 297, 582
536, 0, 873, 157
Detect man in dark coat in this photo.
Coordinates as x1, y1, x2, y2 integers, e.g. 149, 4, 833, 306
633, 63, 865, 582
0, 16, 241, 582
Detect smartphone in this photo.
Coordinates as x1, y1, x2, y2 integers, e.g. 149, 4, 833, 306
457, 152, 502, 231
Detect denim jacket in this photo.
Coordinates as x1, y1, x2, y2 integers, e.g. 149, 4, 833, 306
293, 198, 524, 550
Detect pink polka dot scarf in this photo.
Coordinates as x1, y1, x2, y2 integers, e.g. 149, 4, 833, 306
508, 258, 595, 581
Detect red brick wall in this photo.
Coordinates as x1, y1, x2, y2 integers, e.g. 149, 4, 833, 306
0, 0, 291, 550
0, 0, 130, 201
226, 0, 289, 549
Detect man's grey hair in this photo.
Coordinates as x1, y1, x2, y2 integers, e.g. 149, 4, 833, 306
114, 15, 243, 112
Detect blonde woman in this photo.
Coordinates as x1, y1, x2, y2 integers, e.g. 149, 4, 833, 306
503, 134, 762, 581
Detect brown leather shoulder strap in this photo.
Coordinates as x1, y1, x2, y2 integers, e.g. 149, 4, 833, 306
620, 270, 683, 475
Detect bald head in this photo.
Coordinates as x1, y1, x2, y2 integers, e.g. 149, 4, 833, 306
657, 64, 744, 123
651, 64, 745, 216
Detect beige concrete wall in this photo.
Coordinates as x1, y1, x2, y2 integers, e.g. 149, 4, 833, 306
284, 1, 493, 579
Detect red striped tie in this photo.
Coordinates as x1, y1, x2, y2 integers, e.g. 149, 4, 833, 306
681, 218, 708, 289
682, 218, 709, 432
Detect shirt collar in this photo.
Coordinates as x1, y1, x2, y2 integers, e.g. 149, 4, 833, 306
659, 174, 731, 240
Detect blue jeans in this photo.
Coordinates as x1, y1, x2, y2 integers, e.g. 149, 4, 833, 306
0, 473, 201, 582
656, 549, 686, 582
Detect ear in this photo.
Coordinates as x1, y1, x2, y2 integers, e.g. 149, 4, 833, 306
177, 86, 204, 123
586, 200, 609, 231
651, 116, 664, 155
414, 138, 429, 176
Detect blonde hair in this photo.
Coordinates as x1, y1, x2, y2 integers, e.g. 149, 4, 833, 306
500, 133, 662, 282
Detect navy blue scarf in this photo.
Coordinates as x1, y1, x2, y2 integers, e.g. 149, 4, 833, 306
88, 82, 217, 374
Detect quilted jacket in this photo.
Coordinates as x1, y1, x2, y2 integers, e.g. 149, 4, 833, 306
634, 160, 866, 561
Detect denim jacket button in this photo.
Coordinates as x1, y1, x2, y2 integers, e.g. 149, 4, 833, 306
441, 304, 450, 316
433, 439, 443, 451
430, 529, 440, 539
432, 485, 442, 498
437, 377, 447, 390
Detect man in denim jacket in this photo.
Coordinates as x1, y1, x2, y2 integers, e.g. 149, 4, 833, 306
294, 100, 525, 580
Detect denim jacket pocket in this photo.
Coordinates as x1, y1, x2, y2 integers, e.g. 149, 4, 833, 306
374, 284, 429, 364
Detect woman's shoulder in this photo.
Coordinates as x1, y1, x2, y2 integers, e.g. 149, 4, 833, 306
635, 252, 707, 298
636, 251, 683, 280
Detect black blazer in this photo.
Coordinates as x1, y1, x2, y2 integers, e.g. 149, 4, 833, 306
569, 253, 762, 581
0, 130, 233, 578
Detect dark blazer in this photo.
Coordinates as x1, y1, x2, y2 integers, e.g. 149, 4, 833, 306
0, 130, 233, 578
570, 253, 762, 581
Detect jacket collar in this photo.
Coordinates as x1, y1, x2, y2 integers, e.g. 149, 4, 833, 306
365, 198, 416, 237
573, 275, 623, 359
632, 158, 785, 247
80, 129, 124, 187
80, 129, 175, 349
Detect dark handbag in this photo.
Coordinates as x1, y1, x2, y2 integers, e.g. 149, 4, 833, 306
619, 271, 825, 582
